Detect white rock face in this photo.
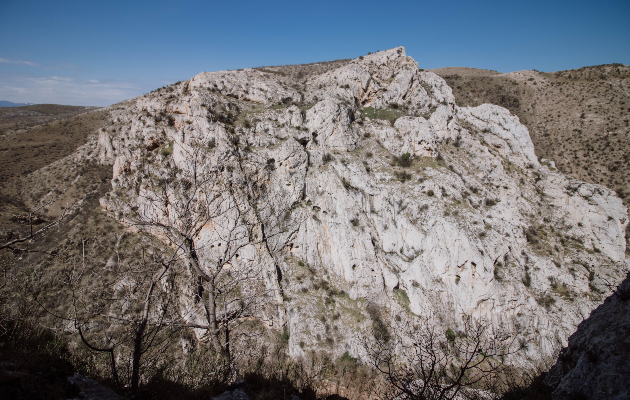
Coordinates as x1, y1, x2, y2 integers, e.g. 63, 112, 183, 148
457, 104, 538, 167
92, 47, 629, 369
393, 116, 437, 157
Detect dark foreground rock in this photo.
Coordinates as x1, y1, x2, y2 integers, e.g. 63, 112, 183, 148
67, 373, 123, 400
544, 272, 630, 399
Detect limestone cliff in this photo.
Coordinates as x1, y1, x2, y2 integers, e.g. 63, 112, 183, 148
92, 47, 628, 367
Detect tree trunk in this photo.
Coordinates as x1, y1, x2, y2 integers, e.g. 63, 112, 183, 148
131, 278, 156, 391
224, 295, 230, 360
76, 325, 122, 391
185, 238, 212, 281
184, 238, 221, 351
131, 318, 147, 391
207, 279, 220, 351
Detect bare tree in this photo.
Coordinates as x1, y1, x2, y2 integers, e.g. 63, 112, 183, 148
364, 315, 518, 400
1, 191, 74, 292
57, 237, 181, 392
111, 141, 292, 360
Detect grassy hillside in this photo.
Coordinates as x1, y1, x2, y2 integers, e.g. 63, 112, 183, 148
0, 107, 108, 185
0, 104, 100, 135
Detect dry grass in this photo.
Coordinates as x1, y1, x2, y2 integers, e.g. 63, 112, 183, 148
0, 104, 99, 137
361, 106, 407, 125
0, 108, 108, 185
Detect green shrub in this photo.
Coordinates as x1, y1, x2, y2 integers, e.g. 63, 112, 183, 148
494, 264, 503, 281
420, 81, 434, 96
367, 303, 390, 343
552, 282, 574, 299
392, 152, 412, 167
160, 140, 174, 157
523, 272, 532, 287
536, 294, 556, 309
0, 321, 78, 399
281, 325, 290, 343
395, 171, 412, 182
394, 288, 411, 312
339, 351, 358, 364
445, 328, 456, 343
342, 178, 352, 190
361, 106, 406, 125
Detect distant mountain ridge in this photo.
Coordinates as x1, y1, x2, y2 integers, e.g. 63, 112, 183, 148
0, 100, 35, 107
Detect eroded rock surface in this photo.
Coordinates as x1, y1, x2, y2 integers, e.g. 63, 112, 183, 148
90, 47, 628, 368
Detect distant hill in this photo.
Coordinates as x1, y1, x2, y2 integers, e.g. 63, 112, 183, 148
0, 104, 103, 183
0, 100, 35, 107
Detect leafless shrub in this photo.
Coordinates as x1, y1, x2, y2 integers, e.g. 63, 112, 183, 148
364, 315, 518, 400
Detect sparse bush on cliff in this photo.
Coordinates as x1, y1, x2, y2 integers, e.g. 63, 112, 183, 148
160, 140, 174, 156
392, 152, 412, 167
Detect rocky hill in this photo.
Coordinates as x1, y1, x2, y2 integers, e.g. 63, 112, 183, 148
1, 47, 628, 398
0, 100, 35, 107
543, 272, 630, 399
432, 65, 630, 251
90, 47, 628, 365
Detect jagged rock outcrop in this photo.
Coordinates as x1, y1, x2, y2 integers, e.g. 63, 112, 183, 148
91, 47, 628, 368
543, 272, 630, 399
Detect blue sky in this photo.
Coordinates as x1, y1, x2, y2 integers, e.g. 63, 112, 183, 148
1, 0, 628, 106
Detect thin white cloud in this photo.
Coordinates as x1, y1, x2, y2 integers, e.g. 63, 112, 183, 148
0, 71, 144, 106
0, 57, 84, 72
0, 57, 37, 67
